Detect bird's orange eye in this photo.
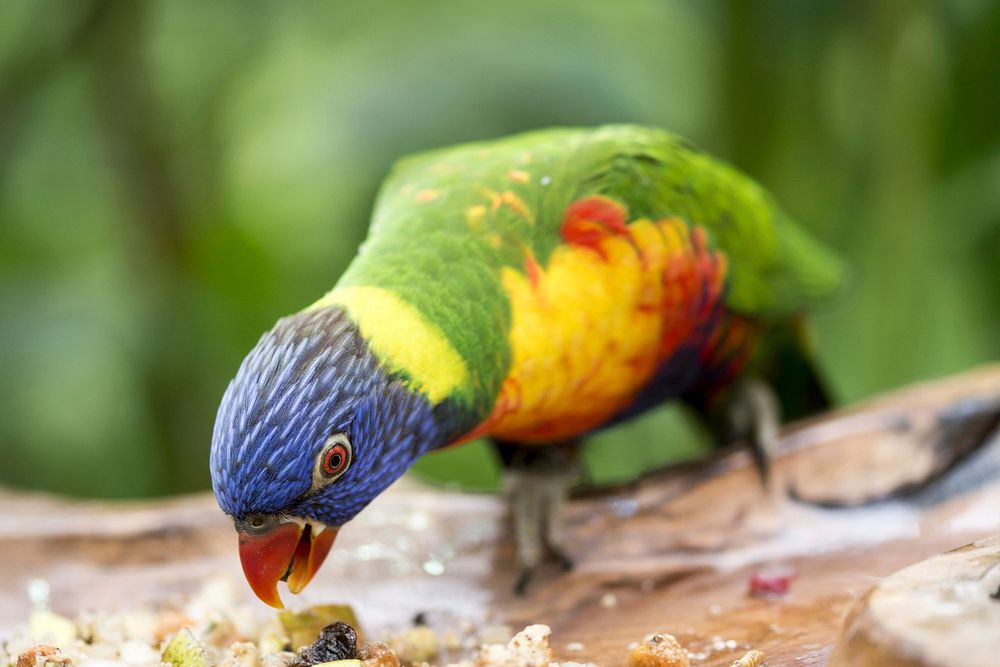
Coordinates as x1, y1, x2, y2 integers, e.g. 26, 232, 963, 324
321, 443, 350, 478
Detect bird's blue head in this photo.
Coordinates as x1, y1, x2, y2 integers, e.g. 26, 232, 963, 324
210, 306, 450, 607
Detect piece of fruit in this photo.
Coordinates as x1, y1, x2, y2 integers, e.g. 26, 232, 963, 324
162, 628, 214, 667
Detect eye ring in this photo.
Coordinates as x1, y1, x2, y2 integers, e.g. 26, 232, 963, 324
322, 444, 349, 477
315, 434, 352, 485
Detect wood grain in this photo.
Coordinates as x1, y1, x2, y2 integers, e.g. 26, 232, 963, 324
2, 365, 1000, 666
829, 536, 1000, 667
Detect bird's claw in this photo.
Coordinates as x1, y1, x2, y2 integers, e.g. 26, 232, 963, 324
547, 545, 574, 572
514, 569, 533, 596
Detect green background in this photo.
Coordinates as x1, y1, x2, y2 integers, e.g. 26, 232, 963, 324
1, 0, 997, 497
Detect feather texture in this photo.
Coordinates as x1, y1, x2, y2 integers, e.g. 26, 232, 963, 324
211, 125, 844, 531
319, 125, 844, 439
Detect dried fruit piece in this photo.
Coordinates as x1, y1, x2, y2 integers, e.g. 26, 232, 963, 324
731, 650, 766, 667
162, 629, 214, 667
357, 642, 400, 667
294, 623, 357, 666
627, 634, 689, 667
15, 645, 71, 667
748, 570, 794, 597
279, 607, 361, 651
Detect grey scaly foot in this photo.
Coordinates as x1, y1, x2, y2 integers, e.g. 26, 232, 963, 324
541, 464, 574, 571
496, 441, 579, 594
722, 378, 781, 491
725, 377, 784, 532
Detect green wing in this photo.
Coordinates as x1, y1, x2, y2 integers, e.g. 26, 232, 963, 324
334, 125, 845, 421
559, 125, 845, 316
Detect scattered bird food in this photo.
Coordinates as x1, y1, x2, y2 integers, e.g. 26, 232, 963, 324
626, 634, 689, 667
1, 578, 765, 667
748, 569, 795, 597
294, 623, 357, 666
730, 649, 766, 667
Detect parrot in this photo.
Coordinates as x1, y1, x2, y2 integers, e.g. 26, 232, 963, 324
209, 125, 844, 608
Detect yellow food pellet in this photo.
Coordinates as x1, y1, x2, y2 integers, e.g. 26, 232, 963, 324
15, 645, 65, 667
627, 634, 690, 667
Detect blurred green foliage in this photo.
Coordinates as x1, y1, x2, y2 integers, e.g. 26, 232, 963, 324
0, 0, 997, 498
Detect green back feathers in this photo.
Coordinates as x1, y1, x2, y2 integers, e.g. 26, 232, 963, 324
332, 125, 845, 418
571, 126, 845, 315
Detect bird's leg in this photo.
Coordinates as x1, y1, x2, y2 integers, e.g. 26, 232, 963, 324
540, 458, 575, 571
722, 377, 784, 517
507, 464, 544, 594
493, 440, 579, 594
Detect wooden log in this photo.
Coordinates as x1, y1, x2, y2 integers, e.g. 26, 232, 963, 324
1, 365, 1000, 666
828, 536, 1000, 667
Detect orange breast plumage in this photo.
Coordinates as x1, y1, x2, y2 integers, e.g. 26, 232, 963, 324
470, 195, 731, 443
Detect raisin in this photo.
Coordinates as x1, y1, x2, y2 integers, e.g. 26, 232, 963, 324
294, 622, 358, 666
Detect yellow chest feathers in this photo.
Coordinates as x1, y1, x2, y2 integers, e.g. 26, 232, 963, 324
477, 196, 729, 443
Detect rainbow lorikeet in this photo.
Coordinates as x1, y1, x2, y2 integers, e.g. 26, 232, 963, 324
210, 125, 844, 607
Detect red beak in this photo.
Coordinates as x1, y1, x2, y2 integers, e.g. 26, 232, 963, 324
237, 520, 338, 608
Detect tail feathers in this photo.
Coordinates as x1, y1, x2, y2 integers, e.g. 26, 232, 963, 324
762, 318, 834, 421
